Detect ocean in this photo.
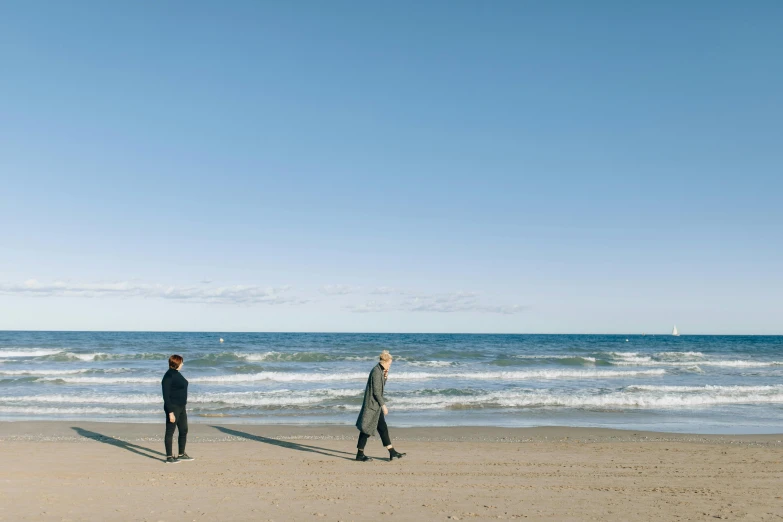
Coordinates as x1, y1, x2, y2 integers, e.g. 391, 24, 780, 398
0, 331, 781, 434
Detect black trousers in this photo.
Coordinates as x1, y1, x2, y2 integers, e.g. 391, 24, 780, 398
164, 405, 188, 456
357, 411, 392, 450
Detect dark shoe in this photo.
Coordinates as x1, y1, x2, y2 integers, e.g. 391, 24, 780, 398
388, 449, 406, 461
356, 452, 372, 462
177, 453, 194, 461
165, 456, 180, 464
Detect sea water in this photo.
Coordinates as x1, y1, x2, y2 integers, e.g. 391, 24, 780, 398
0, 332, 781, 433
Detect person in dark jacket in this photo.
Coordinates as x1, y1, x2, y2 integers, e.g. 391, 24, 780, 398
162, 354, 193, 463
355, 350, 406, 462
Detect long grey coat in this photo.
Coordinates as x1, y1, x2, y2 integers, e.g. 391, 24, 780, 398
355, 363, 386, 436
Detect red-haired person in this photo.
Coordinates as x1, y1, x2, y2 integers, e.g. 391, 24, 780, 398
162, 354, 193, 463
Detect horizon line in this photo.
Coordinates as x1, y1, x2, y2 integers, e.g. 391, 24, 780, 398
1, 329, 781, 336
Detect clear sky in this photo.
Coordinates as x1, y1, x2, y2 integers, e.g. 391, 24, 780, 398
1, 1, 781, 334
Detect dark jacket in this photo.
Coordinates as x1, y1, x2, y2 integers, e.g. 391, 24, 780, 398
355, 363, 386, 435
162, 368, 188, 413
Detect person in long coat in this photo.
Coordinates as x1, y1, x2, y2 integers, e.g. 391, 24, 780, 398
355, 350, 406, 461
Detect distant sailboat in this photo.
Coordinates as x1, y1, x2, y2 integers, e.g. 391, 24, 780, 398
672, 325, 680, 337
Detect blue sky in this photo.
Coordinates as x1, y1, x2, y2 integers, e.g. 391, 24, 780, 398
1, 1, 781, 333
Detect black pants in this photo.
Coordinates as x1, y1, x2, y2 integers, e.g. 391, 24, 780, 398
164, 405, 188, 457
357, 411, 392, 450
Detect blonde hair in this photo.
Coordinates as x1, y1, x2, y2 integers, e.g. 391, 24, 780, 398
379, 350, 393, 362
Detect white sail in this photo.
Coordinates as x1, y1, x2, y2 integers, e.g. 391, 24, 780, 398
672, 325, 679, 336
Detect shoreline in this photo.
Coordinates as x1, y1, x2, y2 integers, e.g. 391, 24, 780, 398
2, 421, 781, 445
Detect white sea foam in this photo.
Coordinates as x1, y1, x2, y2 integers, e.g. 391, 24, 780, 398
0, 406, 154, 415
193, 372, 369, 383
617, 357, 654, 363
39, 368, 666, 385
386, 387, 783, 410
193, 394, 334, 407
0, 369, 89, 376
596, 350, 779, 368
655, 351, 705, 358
5, 383, 781, 413
0, 389, 360, 408
626, 384, 783, 393
37, 376, 160, 384
492, 393, 783, 409
0, 349, 63, 358
62, 352, 109, 361
241, 352, 377, 363
413, 369, 667, 380
406, 361, 456, 367
196, 388, 359, 400
612, 359, 782, 368
192, 389, 361, 407
240, 351, 277, 361
699, 360, 783, 368
602, 352, 654, 364
237, 351, 351, 363
0, 394, 161, 404
513, 355, 597, 362
51, 352, 166, 361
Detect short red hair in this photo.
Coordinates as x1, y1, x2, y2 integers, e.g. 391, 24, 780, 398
168, 354, 183, 369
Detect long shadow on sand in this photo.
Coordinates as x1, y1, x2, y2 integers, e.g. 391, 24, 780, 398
212, 426, 355, 461
71, 427, 165, 461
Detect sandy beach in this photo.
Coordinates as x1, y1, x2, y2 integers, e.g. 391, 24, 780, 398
1, 422, 781, 521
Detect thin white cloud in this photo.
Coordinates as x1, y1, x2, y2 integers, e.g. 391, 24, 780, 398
1, 280, 524, 314
346, 291, 525, 315
319, 284, 361, 296
0, 280, 303, 306
369, 286, 396, 295
344, 300, 392, 313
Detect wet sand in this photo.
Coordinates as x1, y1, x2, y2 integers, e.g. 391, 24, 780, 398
1, 422, 781, 521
